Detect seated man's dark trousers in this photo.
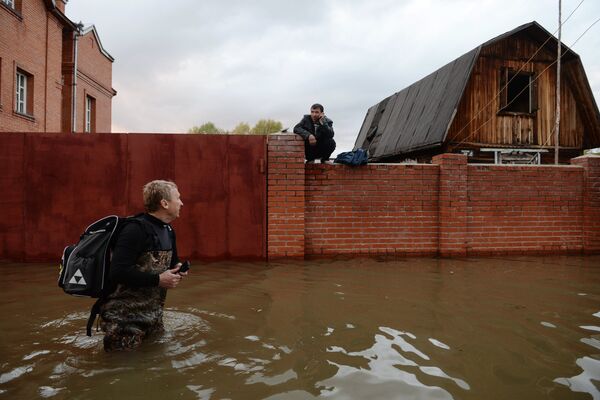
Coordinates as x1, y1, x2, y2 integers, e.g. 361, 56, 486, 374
305, 137, 336, 162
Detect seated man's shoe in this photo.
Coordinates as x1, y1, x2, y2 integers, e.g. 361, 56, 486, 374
321, 158, 333, 164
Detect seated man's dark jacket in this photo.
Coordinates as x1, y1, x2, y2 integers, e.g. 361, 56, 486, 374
293, 115, 335, 141
108, 213, 179, 289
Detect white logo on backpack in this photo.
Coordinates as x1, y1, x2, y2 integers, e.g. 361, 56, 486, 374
68, 269, 87, 286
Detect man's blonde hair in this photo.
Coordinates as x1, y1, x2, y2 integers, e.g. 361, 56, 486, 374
143, 180, 178, 213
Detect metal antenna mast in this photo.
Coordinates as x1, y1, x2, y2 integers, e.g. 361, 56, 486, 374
555, 0, 562, 164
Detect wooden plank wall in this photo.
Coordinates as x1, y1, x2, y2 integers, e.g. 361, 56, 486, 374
447, 35, 583, 149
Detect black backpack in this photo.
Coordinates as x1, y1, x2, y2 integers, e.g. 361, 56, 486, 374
334, 148, 368, 166
59, 215, 121, 298
58, 214, 154, 335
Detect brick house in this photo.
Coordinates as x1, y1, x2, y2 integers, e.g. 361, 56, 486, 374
0, 0, 116, 133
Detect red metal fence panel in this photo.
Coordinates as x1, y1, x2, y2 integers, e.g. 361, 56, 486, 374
0, 132, 266, 262
1, 133, 26, 261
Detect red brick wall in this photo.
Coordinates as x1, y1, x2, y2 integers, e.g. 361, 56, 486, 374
305, 164, 439, 256
45, 14, 64, 131
572, 156, 600, 253
77, 31, 113, 90
0, 1, 113, 133
467, 164, 584, 255
0, 0, 63, 131
267, 134, 305, 258
434, 154, 468, 257
76, 30, 114, 133
56, 0, 66, 13
266, 136, 600, 258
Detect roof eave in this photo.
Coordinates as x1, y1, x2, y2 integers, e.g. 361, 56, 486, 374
45, 0, 78, 30
81, 25, 115, 62
370, 141, 444, 161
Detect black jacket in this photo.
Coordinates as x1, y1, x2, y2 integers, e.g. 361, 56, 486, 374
293, 115, 334, 141
109, 213, 179, 288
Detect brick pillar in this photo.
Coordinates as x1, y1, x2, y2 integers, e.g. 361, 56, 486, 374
571, 155, 600, 254
433, 153, 468, 257
266, 134, 306, 259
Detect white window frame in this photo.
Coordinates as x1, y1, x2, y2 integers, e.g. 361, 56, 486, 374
2, 0, 15, 9
16, 70, 27, 114
85, 95, 93, 133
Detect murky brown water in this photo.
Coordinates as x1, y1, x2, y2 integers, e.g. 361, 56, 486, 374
1, 256, 599, 399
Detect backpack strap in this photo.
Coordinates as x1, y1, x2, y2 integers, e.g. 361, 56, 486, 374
86, 214, 160, 337
129, 214, 160, 250
86, 297, 105, 336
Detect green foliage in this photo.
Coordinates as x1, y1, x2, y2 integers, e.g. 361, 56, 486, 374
188, 119, 284, 135
251, 119, 283, 135
188, 122, 223, 134
232, 122, 251, 135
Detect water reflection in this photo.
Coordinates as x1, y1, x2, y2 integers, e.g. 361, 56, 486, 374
554, 310, 600, 400
428, 338, 450, 350
39, 386, 64, 398
0, 365, 33, 385
186, 385, 214, 400
321, 326, 469, 399
554, 357, 600, 400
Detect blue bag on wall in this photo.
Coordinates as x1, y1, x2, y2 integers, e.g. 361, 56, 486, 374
334, 149, 368, 166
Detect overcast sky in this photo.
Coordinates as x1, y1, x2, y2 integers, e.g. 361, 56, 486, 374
68, 0, 600, 154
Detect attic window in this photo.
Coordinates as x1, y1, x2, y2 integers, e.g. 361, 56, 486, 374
499, 68, 538, 115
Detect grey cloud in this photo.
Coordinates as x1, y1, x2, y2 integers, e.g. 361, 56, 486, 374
69, 0, 600, 153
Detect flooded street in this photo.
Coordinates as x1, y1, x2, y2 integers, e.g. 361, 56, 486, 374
1, 256, 599, 399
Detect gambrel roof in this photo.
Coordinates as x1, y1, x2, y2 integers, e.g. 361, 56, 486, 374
354, 21, 600, 160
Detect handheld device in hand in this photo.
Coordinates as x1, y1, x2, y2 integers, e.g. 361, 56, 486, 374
179, 260, 191, 273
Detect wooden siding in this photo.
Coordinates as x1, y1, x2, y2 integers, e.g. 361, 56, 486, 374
447, 35, 583, 150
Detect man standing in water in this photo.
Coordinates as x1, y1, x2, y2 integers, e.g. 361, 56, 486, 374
100, 180, 187, 351
293, 103, 336, 163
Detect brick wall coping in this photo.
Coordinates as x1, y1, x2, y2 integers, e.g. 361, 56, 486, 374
306, 162, 584, 168
309, 162, 584, 168
572, 155, 600, 161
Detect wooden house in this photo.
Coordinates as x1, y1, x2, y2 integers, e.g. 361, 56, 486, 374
354, 21, 600, 164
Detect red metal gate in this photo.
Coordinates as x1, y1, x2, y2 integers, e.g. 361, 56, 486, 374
1, 132, 267, 261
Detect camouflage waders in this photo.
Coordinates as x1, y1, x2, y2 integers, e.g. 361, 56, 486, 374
100, 250, 172, 351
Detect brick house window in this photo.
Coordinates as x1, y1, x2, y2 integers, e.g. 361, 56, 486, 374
85, 95, 96, 133
16, 68, 33, 115
2, 0, 23, 16
1, 0, 15, 9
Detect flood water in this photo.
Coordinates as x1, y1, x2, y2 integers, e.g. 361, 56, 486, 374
1, 256, 599, 400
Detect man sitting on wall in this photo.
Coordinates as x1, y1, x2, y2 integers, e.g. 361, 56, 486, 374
293, 103, 336, 163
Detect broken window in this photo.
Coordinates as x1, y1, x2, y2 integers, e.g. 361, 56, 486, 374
499, 67, 538, 114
